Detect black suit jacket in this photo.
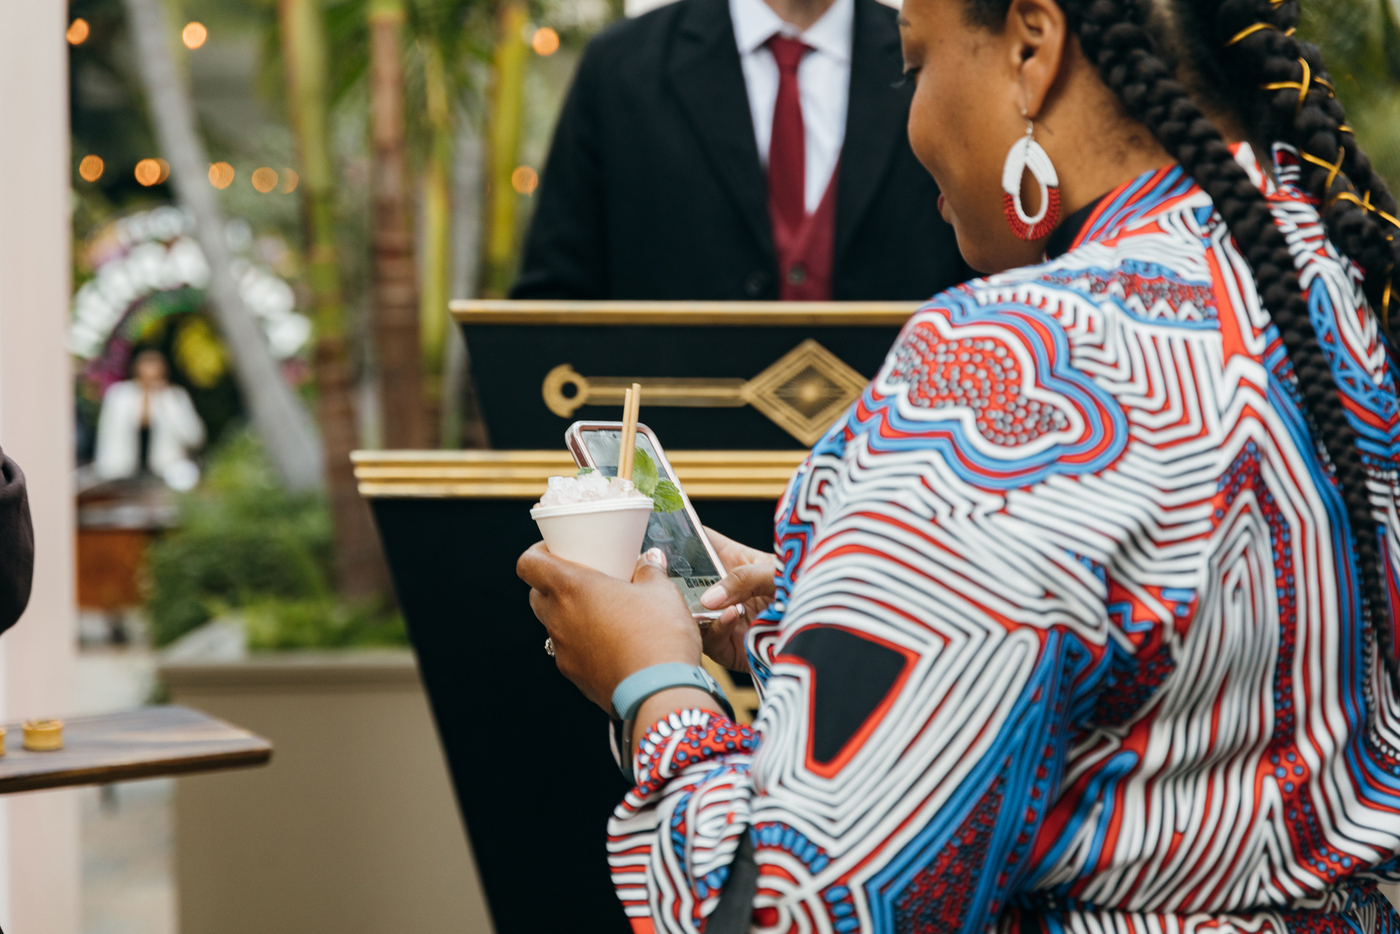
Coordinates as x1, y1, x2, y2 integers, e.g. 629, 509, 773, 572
511, 0, 972, 300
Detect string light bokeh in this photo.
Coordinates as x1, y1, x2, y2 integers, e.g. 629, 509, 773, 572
208, 162, 234, 190
511, 165, 539, 195
182, 22, 208, 50
251, 167, 279, 193
134, 158, 170, 187
531, 27, 560, 56
78, 155, 104, 182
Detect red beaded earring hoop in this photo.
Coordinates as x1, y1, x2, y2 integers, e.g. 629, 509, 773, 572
1001, 117, 1061, 241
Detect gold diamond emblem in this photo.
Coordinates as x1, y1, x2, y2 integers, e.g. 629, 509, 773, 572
742, 340, 868, 445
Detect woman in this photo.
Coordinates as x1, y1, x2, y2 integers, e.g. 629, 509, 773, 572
94, 349, 205, 491
518, 0, 1400, 926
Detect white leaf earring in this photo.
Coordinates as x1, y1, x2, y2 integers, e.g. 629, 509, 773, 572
1001, 113, 1060, 240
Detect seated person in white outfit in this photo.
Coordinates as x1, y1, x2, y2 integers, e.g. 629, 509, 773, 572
94, 349, 205, 491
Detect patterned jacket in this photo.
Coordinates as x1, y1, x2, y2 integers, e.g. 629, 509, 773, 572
608, 144, 1400, 934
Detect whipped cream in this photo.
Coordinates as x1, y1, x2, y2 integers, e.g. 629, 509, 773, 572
537, 474, 650, 508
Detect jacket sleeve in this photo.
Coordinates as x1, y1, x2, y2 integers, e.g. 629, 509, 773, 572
0, 448, 34, 634
607, 709, 759, 934
509, 43, 609, 299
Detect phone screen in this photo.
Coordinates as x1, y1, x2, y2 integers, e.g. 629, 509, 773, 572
581, 430, 723, 615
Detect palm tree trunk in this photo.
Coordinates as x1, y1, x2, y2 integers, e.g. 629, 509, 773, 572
444, 106, 491, 449
482, 0, 529, 297
420, 38, 453, 446
123, 0, 324, 491
278, 0, 390, 599
368, 0, 426, 450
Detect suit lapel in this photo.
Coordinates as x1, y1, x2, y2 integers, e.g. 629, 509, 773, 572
834, 0, 909, 263
666, 0, 775, 260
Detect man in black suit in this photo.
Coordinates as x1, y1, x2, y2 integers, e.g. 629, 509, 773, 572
511, 0, 971, 301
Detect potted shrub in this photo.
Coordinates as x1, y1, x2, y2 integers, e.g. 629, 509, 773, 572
152, 436, 494, 934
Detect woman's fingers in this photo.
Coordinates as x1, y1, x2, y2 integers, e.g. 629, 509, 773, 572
517, 540, 561, 592
700, 561, 777, 610
518, 540, 602, 599
520, 538, 707, 711
528, 586, 557, 634
703, 526, 770, 569
631, 547, 668, 582
703, 526, 740, 555
701, 610, 751, 673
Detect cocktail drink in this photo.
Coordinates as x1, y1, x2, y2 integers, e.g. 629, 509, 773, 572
530, 474, 655, 580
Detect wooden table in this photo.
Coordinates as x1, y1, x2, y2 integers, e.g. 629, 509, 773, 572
0, 705, 271, 794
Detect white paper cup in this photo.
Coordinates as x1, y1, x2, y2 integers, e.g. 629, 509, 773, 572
530, 497, 655, 580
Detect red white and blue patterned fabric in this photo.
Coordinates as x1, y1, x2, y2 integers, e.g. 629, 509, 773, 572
607, 144, 1400, 934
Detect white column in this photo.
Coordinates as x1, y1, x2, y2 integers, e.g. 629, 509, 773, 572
0, 1, 80, 931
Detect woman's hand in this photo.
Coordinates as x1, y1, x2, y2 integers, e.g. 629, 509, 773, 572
699, 528, 779, 672
518, 543, 702, 713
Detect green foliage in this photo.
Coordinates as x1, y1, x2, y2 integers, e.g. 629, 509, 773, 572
632, 450, 683, 513
144, 431, 334, 646
244, 596, 407, 650
320, 0, 496, 158
650, 480, 684, 513
1299, 0, 1400, 189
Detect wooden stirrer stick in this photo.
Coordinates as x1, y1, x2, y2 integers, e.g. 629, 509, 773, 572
619, 383, 641, 480
619, 387, 632, 478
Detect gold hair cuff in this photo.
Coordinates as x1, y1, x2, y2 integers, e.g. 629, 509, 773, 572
1300, 147, 1347, 194
22, 720, 62, 752
1333, 191, 1400, 231
1383, 269, 1394, 330
1225, 21, 1277, 45
1262, 57, 1313, 117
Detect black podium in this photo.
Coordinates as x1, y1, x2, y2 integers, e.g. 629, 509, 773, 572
358, 300, 912, 934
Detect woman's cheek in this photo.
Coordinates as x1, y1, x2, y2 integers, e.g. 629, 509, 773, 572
906, 86, 943, 179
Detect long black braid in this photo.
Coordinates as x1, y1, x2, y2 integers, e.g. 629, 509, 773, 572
1174, 0, 1400, 692
963, 0, 1400, 690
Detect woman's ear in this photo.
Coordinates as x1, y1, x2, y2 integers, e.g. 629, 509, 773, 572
1005, 0, 1067, 118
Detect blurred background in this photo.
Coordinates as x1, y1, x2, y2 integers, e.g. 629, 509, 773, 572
41, 0, 1400, 929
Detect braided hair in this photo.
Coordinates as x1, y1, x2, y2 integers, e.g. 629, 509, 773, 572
962, 0, 1400, 690
1173, 0, 1400, 692
1186, 0, 1400, 325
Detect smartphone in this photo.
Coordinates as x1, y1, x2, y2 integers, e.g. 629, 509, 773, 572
566, 421, 726, 622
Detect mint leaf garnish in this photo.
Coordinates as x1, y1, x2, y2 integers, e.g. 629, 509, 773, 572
632, 448, 660, 497
651, 479, 684, 513
576, 466, 595, 476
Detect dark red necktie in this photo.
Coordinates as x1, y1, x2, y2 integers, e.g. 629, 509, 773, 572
767, 35, 812, 236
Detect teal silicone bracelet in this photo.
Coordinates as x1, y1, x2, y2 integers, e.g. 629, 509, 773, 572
611, 663, 733, 722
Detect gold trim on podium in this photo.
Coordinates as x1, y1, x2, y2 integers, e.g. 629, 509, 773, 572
352, 450, 807, 500
539, 339, 867, 445
451, 299, 919, 327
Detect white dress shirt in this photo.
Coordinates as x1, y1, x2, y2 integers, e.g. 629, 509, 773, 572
729, 0, 853, 214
